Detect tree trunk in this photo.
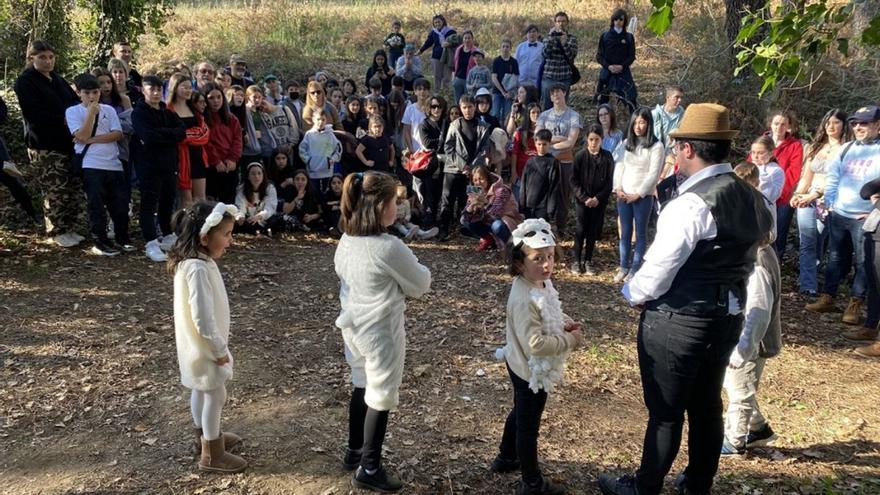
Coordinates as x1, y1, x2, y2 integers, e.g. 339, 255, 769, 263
725, 0, 767, 46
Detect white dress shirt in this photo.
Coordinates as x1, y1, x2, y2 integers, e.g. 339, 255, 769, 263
757, 161, 784, 203
622, 163, 743, 314
515, 40, 544, 86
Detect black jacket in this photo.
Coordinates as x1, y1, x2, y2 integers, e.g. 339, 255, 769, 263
131, 100, 186, 175
519, 154, 562, 224
13, 68, 78, 154
571, 148, 614, 204
596, 29, 636, 69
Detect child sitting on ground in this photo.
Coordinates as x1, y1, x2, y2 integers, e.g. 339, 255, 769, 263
234, 162, 281, 235
323, 173, 344, 237
168, 200, 247, 473
722, 162, 782, 455
281, 169, 324, 232
392, 184, 439, 240
492, 218, 584, 494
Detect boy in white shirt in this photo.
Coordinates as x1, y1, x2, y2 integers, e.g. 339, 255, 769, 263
66, 73, 130, 256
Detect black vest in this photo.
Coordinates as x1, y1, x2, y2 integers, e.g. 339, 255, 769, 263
647, 172, 773, 316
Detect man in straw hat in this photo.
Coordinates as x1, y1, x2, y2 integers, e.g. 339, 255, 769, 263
599, 103, 774, 495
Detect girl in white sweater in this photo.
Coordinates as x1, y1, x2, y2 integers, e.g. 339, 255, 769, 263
334, 171, 432, 493
492, 218, 584, 495
612, 108, 665, 283
168, 200, 247, 473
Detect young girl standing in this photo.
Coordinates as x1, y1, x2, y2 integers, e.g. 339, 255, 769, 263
335, 171, 431, 493
570, 124, 614, 276
168, 200, 247, 473
492, 218, 583, 494
299, 108, 342, 196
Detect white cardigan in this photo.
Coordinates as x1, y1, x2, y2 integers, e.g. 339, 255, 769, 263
612, 139, 665, 198
334, 234, 431, 410
174, 256, 233, 391
235, 183, 278, 225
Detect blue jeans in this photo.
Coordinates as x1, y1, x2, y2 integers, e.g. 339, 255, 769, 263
540, 77, 570, 110
453, 77, 467, 106
492, 93, 513, 124
796, 205, 828, 293
463, 219, 511, 243
775, 203, 796, 258
822, 213, 866, 299
618, 196, 654, 271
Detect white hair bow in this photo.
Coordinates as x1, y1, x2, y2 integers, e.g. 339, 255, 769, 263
200, 203, 241, 236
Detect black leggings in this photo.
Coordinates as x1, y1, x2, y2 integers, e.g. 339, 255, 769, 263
573, 201, 607, 264
497, 365, 548, 486
348, 387, 390, 471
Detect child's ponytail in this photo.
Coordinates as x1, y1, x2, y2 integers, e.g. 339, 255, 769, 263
340, 171, 397, 236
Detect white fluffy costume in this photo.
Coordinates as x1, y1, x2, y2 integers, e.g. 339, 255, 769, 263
334, 233, 431, 411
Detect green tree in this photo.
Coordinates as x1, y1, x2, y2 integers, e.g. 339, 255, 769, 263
80, 0, 174, 68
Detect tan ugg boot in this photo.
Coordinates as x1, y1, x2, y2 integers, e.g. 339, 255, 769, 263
842, 297, 863, 325
855, 341, 880, 358
198, 436, 247, 473
842, 326, 879, 342
193, 428, 241, 453
805, 294, 838, 313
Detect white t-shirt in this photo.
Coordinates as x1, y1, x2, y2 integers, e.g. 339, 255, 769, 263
65, 103, 123, 172
401, 102, 426, 152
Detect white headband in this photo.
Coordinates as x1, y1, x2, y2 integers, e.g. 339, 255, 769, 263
199, 203, 241, 236
511, 218, 556, 249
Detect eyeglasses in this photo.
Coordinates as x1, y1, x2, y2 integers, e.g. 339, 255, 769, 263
198, 69, 214, 74
430, 104, 441, 109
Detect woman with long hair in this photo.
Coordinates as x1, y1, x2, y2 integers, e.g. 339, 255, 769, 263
203, 83, 243, 203
302, 80, 342, 130
167, 72, 210, 207
791, 109, 851, 296
417, 14, 456, 92
764, 109, 805, 257
365, 50, 395, 97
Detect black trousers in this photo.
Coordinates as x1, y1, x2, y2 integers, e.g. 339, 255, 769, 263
138, 169, 177, 242
573, 201, 607, 264
348, 387, 390, 471
205, 166, 239, 204
82, 168, 130, 244
438, 172, 468, 230
635, 309, 742, 495
0, 170, 38, 219
498, 364, 548, 486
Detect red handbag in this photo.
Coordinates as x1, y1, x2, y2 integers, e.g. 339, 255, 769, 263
404, 149, 433, 174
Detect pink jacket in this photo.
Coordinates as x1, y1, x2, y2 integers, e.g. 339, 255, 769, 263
462, 174, 524, 232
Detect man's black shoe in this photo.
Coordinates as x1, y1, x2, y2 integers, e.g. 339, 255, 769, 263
517, 477, 566, 495
342, 448, 361, 471
351, 466, 403, 493
489, 455, 520, 473
598, 473, 641, 495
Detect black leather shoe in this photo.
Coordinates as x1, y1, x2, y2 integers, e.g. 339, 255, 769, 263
351, 466, 403, 493
489, 455, 520, 473
674, 473, 711, 495
598, 473, 641, 495
517, 477, 566, 495
342, 448, 361, 471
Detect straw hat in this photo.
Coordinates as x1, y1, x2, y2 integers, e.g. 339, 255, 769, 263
668, 103, 739, 140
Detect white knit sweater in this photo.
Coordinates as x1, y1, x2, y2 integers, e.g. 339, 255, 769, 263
174, 256, 233, 391
334, 234, 432, 410
612, 139, 665, 198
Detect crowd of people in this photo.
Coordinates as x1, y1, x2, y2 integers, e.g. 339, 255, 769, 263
2, 8, 880, 495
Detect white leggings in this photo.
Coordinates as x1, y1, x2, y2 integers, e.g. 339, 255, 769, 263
190, 385, 226, 440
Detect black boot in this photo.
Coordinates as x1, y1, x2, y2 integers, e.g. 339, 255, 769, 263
490, 455, 520, 473
342, 448, 361, 471
351, 466, 403, 493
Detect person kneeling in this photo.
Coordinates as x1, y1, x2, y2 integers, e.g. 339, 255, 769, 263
234, 162, 282, 235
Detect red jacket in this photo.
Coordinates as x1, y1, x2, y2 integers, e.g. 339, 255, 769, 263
771, 132, 804, 206
205, 112, 243, 167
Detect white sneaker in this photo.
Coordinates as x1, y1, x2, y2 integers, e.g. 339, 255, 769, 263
3, 161, 23, 178
159, 233, 177, 251
613, 267, 628, 283
145, 240, 167, 262
52, 232, 81, 248
417, 227, 439, 240
69, 232, 86, 242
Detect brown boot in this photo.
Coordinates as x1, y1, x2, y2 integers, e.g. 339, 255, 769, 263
842, 297, 863, 325
805, 294, 838, 313
192, 428, 242, 453
855, 341, 880, 358
842, 326, 879, 342
198, 436, 247, 473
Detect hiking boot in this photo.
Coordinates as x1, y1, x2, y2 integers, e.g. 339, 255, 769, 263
90, 239, 120, 257
745, 424, 778, 447
192, 428, 241, 454
612, 268, 628, 283
342, 448, 362, 471
842, 326, 879, 342
198, 436, 247, 473
351, 466, 403, 493
842, 297, 863, 325
489, 455, 520, 473
517, 477, 566, 495
145, 239, 167, 262
855, 341, 880, 358
160, 233, 178, 251
598, 473, 641, 495
805, 294, 838, 313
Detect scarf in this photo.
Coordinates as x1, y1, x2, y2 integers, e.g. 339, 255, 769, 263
433, 25, 452, 45
169, 108, 210, 191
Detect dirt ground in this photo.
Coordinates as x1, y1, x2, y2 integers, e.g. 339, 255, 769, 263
1, 224, 879, 495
